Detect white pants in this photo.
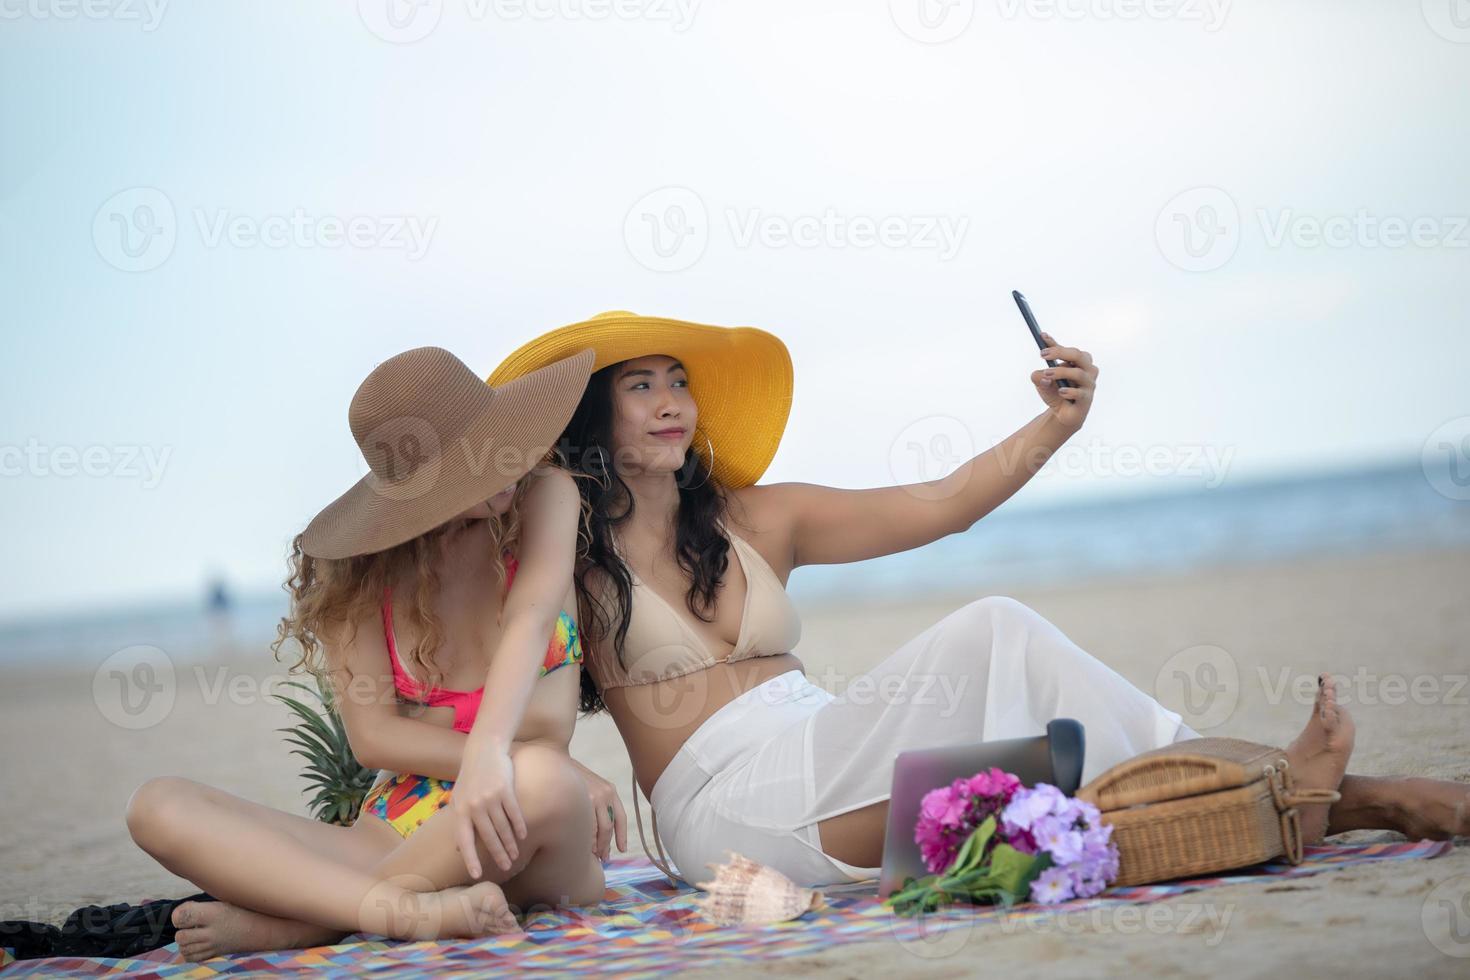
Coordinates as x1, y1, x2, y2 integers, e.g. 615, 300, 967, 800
648, 596, 1198, 888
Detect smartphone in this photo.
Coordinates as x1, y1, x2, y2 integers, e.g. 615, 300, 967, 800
1011, 290, 1074, 388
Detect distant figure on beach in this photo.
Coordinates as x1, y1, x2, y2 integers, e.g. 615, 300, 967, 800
206, 577, 231, 613
204, 574, 235, 658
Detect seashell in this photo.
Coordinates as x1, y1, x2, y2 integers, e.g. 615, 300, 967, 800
693, 851, 824, 926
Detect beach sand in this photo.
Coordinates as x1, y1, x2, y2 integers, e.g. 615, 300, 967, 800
4, 547, 1467, 976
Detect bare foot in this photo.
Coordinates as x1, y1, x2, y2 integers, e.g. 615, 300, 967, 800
428, 882, 520, 939
1283, 673, 1356, 843
172, 901, 346, 962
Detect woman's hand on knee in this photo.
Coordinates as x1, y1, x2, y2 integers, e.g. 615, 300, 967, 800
450, 739, 526, 879
578, 768, 627, 863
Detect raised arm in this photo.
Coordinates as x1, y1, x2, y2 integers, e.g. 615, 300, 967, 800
451, 465, 583, 878
465, 466, 580, 747
766, 334, 1098, 568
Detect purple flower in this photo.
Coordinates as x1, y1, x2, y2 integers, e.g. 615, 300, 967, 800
1066, 851, 1117, 899
1030, 866, 1075, 904
1000, 783, 1064, 834
1032, 815, 1084, 865
995, 783, 1122, 901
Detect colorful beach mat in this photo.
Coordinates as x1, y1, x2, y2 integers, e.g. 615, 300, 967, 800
3, 839, 1452, 978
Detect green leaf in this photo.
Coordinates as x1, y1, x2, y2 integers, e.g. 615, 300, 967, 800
989, 843, 1047, 900
951, 816, 997, 875
278, 715, 335, 749
279, 700, 338, 745
884, 873, 941, 908
276, 679, 319, 699
281, 734, 335, 761
271, 674, 374, 825
300, 762, 343, 785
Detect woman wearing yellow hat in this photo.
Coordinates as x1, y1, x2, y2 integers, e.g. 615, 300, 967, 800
489, 311, 1469, 888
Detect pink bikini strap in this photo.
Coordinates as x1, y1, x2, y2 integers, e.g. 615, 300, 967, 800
381, 586, 415, 692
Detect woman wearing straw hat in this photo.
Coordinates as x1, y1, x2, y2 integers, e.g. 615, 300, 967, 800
124, 345, 630, 959
488, 310, 1469, 888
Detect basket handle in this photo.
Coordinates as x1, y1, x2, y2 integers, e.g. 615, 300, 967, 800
1266, 762, 1343, 864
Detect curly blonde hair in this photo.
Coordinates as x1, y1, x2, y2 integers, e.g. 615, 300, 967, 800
271, 472, 537, 693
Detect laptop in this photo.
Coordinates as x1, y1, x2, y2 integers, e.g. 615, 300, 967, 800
876, 719, 1086, 898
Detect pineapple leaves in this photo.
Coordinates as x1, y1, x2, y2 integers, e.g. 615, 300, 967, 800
271, 676, 375, 826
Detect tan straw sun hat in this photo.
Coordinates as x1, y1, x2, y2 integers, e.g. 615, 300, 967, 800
302, 345, 595, 559
486, 311, 793, 489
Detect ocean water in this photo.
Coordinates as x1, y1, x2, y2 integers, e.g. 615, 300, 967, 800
789, 458, 1470, 603
3, 460, 1466, 667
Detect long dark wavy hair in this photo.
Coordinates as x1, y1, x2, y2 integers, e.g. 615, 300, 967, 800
558, 361, 731, 714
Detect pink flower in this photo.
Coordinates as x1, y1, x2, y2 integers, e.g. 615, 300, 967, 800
967, 768, 1021, 801
919, 790, 951, 823
913, 768, 1025, 873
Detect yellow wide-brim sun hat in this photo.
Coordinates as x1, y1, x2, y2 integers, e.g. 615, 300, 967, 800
487, 311, 793, 489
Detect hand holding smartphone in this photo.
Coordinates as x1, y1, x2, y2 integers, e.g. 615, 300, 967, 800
1011, 290, 1075, 389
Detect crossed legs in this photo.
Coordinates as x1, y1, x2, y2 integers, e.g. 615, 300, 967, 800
126, 743, 604, 961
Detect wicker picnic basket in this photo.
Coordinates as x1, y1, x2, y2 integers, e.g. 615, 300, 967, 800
1075, 737, 1342, 887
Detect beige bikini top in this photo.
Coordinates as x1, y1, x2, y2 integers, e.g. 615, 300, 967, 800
594, 518, 804, 885
585, 518, 803, 691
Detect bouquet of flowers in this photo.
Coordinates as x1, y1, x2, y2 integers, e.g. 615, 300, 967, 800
884, 767, 1119, 916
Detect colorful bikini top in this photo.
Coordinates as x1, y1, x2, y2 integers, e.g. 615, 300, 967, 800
381, 550, 583, 733
585, 518, 803, 691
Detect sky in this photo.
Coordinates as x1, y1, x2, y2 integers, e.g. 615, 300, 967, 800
1, 0, 1468, 618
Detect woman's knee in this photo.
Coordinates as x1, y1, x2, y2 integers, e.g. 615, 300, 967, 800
958, 594, 1030, 626
957, 595, 1095, 678
933, 595, 1031, 652
509, 745, 589, 833
937, 595, 1070, 675
125, 775, 203, 852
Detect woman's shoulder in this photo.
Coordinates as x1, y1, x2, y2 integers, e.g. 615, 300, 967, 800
518, 465, 582, 522
726, 482, 788, 528
723, 485, 795, 580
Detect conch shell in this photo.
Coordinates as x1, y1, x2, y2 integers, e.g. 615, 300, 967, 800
693, 851, 824, 926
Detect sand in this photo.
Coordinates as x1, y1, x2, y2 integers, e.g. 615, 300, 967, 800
3, 547, 1467, 977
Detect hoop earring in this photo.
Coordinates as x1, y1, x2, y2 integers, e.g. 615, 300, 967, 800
682, 433, 714, 491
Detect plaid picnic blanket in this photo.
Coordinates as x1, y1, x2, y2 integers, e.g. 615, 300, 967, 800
3, 839, 1452, 978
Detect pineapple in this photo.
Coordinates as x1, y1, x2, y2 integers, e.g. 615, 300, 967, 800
272, 678, 377, 825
